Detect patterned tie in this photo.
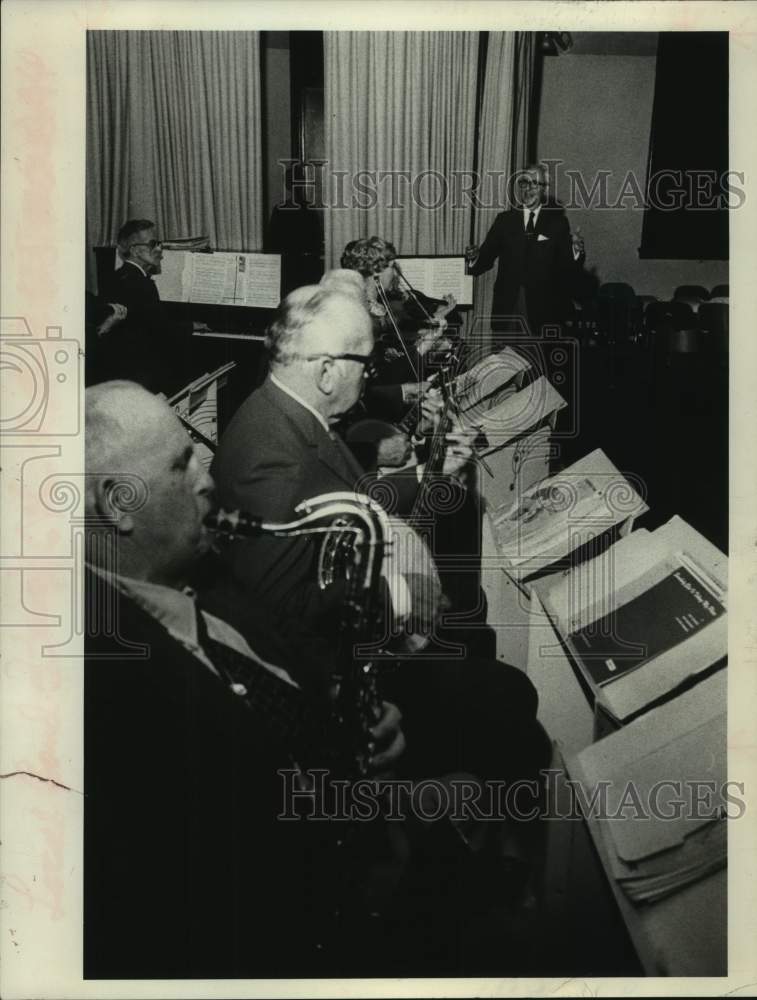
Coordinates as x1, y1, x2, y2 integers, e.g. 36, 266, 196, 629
194, 604, 307, 749
526, 210, 535, 236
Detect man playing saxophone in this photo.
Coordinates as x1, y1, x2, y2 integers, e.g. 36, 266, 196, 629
83, 381, 406, 979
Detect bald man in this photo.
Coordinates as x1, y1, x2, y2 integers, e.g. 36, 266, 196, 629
83, 381, 405, 977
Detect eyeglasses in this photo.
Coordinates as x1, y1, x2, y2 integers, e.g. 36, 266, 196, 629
303, 352, 378, 379
518, 179, 546, 189
131, 239, 163, 250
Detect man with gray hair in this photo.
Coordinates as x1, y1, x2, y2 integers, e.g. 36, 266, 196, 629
83, 380, 405, 977
465, 162, 585, 340
95, 219, 207, 390
210, 284, 547, 800
211, 284, 472, 629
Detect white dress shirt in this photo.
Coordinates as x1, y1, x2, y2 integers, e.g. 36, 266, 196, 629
91, 565, 298, 688
523, 204, 582, 260
522, 205, 542, 230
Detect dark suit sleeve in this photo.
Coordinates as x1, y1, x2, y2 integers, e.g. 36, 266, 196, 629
106, 268, 161, 328
108, 267, 193, 340
222, 454, 419, 620
469, 213, 506, 276
218, 453, 350, 632
363, 383, 408, 422
363, 467, 424, 518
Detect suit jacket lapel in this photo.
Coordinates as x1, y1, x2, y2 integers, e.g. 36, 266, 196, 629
317, 428, 365, 486
264, 379, 363, 488
534, 206, 559, 238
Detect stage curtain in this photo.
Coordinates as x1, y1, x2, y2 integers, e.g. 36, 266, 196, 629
323, 32, 479, 267
86, 31, 263, 290
472, 32, 537, 347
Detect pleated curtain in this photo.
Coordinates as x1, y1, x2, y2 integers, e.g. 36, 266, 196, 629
472, 32, 536, 345
86, 31, 263, 290
324, 32, 480, 266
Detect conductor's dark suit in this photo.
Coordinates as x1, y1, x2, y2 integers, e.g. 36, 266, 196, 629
470, 205, 580, 336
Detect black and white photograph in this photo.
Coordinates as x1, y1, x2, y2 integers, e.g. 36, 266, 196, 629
1, 1, 756, 996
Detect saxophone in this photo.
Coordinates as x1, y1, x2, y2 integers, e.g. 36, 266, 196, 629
205, 491, 391, 777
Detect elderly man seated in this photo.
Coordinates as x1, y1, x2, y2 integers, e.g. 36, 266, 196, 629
94, 219, 210, 391
85, 377, 551, 978
83, 380, 405, 979
209, 285, 551, 872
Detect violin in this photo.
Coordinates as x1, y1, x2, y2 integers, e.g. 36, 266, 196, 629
343, 374, 440, 472
342, 271, 460, 471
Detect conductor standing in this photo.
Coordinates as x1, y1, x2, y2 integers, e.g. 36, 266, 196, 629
465, 163, 585, 341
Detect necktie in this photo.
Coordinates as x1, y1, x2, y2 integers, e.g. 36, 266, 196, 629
194, 604, 307, 748
526, 211, 535, 236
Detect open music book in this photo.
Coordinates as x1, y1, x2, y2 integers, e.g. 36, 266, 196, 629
153, 250, 281, 308
454, 347, 531, 415
491, 449, 648, 583
398, 256, 473, 305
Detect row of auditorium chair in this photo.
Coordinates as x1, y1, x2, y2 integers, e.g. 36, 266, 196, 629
571, 282, 729, 351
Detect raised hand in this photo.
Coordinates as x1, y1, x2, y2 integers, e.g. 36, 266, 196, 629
571, 227, 585, 259
418, 387, 443, 434
434, 293, 457, 320
417, 325, 447, 357
401, 379, 431, 403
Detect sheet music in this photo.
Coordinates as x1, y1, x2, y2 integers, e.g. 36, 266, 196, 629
492, 448, 648, 572
188, 254, 240, 304
151, 249, 281, 306
242, 253, 282, 308
152, 250, 189, 301
399, 256, 473, 305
